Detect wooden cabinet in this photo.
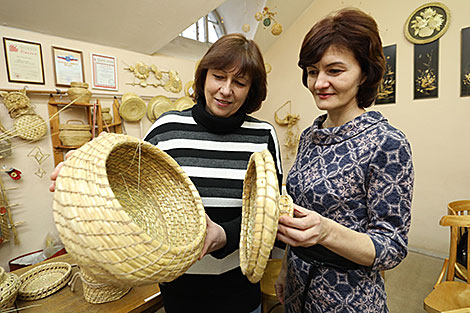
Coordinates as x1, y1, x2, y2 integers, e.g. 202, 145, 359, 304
48, 96, 122, 166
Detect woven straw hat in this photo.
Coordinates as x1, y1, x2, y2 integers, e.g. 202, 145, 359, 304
147, 95, 173, 123
174, 96, 195, 112
53, 133, 206, 286
120, 93, 146, 122
0, 266, 21, 310
240, 150, 293, 283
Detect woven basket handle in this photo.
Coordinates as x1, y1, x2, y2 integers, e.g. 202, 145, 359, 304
65, 119, 85, 125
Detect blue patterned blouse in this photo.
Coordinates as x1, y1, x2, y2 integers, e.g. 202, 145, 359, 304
284, 111, 414, 313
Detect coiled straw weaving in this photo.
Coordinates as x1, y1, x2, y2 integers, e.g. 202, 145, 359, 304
53, 133, 206, 287
240, 150, 293, 283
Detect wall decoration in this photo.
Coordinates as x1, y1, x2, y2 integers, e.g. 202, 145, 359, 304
124, 62, 182, 93
27, 146, 50, 178
52, 46, 85, 87
254, 7, 283, 36
91, 53, 118, 91
461, 27, 470, 97
376, 44, 396, 105
2, 37, 45, 84
274, 101, 300, 160
414, 40, 439, 99
404, 2, 450, 44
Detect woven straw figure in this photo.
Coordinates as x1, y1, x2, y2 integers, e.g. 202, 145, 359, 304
274, 101, 300, 159
53, 133, 206, 286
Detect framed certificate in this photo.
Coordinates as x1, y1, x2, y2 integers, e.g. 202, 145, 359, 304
90, 53, 118, 91
3, 37, 45, 84
52, 46, 85, 86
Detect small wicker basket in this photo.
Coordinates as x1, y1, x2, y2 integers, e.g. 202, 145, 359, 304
18, 262, 72, 301
53, 133, 206, 286
240, 150, 293, 283
0, 266, 21, 310
59, 120, 92, 147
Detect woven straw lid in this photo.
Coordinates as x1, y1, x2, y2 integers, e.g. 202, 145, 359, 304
0, 267, 21, 310
18, 262, 72, 301
53, 133, 206, 286
174, 96, 195, 112
119, 94, 146, 122
147, 95, 173, 122
240, 150, 293, 283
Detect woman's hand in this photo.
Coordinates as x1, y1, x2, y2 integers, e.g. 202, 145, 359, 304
199, 214, 227, 259
275, 256, 288, 304
49, 150, 75, 192
276, 204, 330, 247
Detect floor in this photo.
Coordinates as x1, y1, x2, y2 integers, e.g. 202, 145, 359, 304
155, 250, 445, 313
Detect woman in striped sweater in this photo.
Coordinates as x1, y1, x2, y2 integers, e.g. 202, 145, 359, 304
144, 33, 282, 313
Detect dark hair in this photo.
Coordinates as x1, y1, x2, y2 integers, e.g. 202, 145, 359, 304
194, 33, 267, 114
298, 8, 385, 108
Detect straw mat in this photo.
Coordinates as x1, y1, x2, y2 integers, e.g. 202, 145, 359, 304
53, 133, 206, 286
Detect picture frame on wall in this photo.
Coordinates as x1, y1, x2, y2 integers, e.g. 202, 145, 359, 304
376, 44, 396, 105
90, 53, 118, 91
52, 46, 85, 87
461, 27, 470, 97
414, 40, 439, 99
3, 37, 45, 84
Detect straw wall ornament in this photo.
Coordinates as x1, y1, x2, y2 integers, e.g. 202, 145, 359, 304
274, 101, 300, 160
124, 62, 183, 93
240, 150, 293, 283
53, 133, 206, 286
27, 146, 50, 178
255, 7, 283, 36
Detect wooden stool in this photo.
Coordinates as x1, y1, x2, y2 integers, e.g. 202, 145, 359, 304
260, 259, 284, 313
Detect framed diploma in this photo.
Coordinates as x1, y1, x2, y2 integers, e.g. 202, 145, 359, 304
90, 53, 118, 91
3, 37, 45, 84
52, 46, 85, 87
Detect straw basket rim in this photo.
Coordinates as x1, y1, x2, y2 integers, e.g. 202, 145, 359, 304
0, 270, 20, 309
17, 262, 72, 301
147, 95, 173, 122
53, 133, 206, 286
76, 270, 131, 304
240, 149, 280, 283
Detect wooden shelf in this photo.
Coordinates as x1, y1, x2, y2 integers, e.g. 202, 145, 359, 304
48, 96, 123, 166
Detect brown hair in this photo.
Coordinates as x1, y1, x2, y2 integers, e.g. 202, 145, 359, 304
298, 8, 385, 108
194, 33, 267, 114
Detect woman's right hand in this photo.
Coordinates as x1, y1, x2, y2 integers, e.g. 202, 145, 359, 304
49, 150, 75, 192
274, 256, 288, 304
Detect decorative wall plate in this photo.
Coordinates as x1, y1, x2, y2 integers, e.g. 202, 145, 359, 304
404, 2, 450, 44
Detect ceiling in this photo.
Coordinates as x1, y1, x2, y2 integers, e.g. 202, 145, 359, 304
0, 0, 314, 59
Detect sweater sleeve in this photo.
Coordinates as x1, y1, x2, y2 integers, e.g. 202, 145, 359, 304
210, 216, 241, 259
366, 132, 414, 271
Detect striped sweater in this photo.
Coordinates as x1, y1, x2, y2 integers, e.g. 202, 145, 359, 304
144, 104, 282, 273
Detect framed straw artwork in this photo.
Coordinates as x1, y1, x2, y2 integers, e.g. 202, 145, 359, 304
404, 2, 450, 44
376, 44, 396, 105
90, 53, 118, 91
52, 46, 85, 87
461, 27, 470, 97
3, 37, 45, 84
414, 40, 439, 99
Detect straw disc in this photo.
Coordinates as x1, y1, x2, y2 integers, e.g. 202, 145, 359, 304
53, 133, 206, 286
147, 95, 173, 122
174, 96, 194, 112
240, 149, 280, 283
122, 92, 139, 103
119, 96, 146, 122
14, 114, 47, 141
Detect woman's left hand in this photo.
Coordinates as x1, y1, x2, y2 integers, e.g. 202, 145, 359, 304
276, 204, 330, 247
199, 214, 227, 259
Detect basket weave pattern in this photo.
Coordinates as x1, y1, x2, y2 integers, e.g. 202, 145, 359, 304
18, 262, 72, 300
240, 150, 280, 283
0, 267, 21, 310
72, 270, 131, 304
53, 133, 206, 286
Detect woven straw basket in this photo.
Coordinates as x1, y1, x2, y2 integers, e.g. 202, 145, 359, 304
240, 150, 293, 283
53, 133, 206, 286
59, 120, 92, 147
0, 266, 21, 310
18, 262, 72, 301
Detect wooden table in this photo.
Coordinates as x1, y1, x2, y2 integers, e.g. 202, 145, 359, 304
11, 254, 163, 313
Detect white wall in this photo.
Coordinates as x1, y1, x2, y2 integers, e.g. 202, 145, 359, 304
0, 26, 197, 270
254, 0, 470, 257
